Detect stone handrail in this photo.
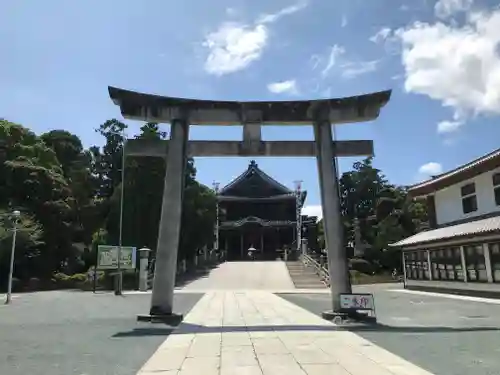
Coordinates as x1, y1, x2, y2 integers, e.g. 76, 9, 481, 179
301, 253, 330, 286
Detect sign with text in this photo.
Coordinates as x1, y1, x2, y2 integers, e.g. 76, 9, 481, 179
97, 245, 136, 270
340, 293, 375, 311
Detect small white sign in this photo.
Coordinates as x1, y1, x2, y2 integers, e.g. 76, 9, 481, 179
340, 293, 375, 310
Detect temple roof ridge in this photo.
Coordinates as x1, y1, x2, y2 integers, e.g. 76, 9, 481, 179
219, 160, 293, 196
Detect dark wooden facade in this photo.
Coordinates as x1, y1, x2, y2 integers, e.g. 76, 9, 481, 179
218, 161, 319, 260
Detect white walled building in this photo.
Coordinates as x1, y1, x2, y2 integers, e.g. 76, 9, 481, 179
391, 148, 500, 296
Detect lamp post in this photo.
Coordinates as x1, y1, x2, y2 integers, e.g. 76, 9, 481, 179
109, 129, 127, 296
212, 181, 220, 251
293, 180, 303, 253
5, 210, 21, 305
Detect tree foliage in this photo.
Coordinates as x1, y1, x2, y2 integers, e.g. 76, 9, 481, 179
319, 157, 428, 271
0, 118, 216, 289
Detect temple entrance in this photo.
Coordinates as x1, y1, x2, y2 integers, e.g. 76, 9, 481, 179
108, 85, 391, 315
216, 161, 310, 261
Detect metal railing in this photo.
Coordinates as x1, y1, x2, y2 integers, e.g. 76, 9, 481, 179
300, 252, 330, 286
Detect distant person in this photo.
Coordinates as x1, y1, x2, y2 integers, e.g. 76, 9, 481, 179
247, 245, 256, 260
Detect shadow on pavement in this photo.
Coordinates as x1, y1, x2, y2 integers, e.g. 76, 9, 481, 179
174, 262, 221, 288
113, 321, 500, 338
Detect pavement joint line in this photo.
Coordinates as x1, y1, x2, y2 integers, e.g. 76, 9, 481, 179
390, 289, 500, 304
136, 290, 436, 375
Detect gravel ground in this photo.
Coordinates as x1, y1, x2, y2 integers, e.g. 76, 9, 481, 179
0, 290, 203, 375
278, 286, 500, 375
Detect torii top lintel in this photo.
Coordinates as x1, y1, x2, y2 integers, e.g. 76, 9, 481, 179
108, 86, 391, 125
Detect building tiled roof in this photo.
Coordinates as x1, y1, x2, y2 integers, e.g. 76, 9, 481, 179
219, 160, 293, 195
389, 216, 500, 247
408, 147, 500, 197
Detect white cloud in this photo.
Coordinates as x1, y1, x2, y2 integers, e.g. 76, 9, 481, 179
321, 45, 345, 77
397, 9, 500, 120
341, 14, 348, 27
267, 79, 298, 94
435, 0, 474, 19
369, 27, 400, 55
370, 27, 392, 44
203, 2, 308, 75
203, 23, 268, 76
256, 1, 308, 24
418, 162, 443, 175
340, 60, 380, 79
302, 205, 323, 221
314, 44, 379, 81
437, 120, 463, 133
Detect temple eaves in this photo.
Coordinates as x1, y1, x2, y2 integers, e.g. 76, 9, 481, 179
108, 86, 391, 125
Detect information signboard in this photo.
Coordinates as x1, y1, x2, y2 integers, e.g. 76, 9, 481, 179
97, 245, 137, 270
340, 293, 375, 311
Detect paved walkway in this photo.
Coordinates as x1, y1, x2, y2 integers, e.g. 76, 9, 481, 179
181, 261, 295, 290
137, 291, 434, 374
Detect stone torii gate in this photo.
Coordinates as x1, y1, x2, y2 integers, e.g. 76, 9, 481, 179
108, 86, 391, 322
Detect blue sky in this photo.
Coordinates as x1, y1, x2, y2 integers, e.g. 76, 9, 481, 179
2, 0, 500, 218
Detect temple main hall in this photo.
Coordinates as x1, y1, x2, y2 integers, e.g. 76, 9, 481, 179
217, 160, 319, 260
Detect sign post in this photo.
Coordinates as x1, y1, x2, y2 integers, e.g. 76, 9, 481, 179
331, 293, 377, 324
97, 245, 137, 270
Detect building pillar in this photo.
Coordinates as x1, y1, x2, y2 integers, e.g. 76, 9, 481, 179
138, 247, 151, 292
483, 243, 494, 283
260, 231, 264, 255
401, 251, 407, 288
313, 120, 351, 315
240, 233, 244, 259
149, 119, 189, 318
460, 246, 468, 282
427, 250, 432, 281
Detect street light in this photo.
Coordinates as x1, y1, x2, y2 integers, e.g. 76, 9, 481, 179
5, 210, 21, 305
108, 129, 127, 296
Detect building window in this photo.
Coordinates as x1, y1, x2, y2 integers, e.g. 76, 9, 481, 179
489, 242, 500, 282
404, 251, 429, 280
430, 250, 439, 280
430, 248, 463, 281
464, 244, 488, 282
461, 183, 478, 214
493, 173, 500, 206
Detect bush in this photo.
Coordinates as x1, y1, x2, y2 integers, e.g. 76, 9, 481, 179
349, 258, 376, 275
53, 272, 70, 282
69, 273, 87, 283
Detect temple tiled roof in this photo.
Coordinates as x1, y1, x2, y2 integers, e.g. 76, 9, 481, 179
389, 216, 500, 248
220, 160, 291, 195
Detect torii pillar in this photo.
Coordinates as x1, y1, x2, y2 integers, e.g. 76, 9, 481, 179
107, 86, 391, 322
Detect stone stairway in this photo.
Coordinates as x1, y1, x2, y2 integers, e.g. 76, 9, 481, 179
285, 261, 327, 289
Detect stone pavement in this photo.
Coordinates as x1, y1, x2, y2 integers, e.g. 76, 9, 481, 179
137, 291, 434, 375
180, 261, 295, 290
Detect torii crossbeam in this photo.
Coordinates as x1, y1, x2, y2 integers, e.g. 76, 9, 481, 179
108, 86, 392, 322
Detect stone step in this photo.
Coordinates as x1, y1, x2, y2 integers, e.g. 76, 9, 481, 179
285, 261, 327, 289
